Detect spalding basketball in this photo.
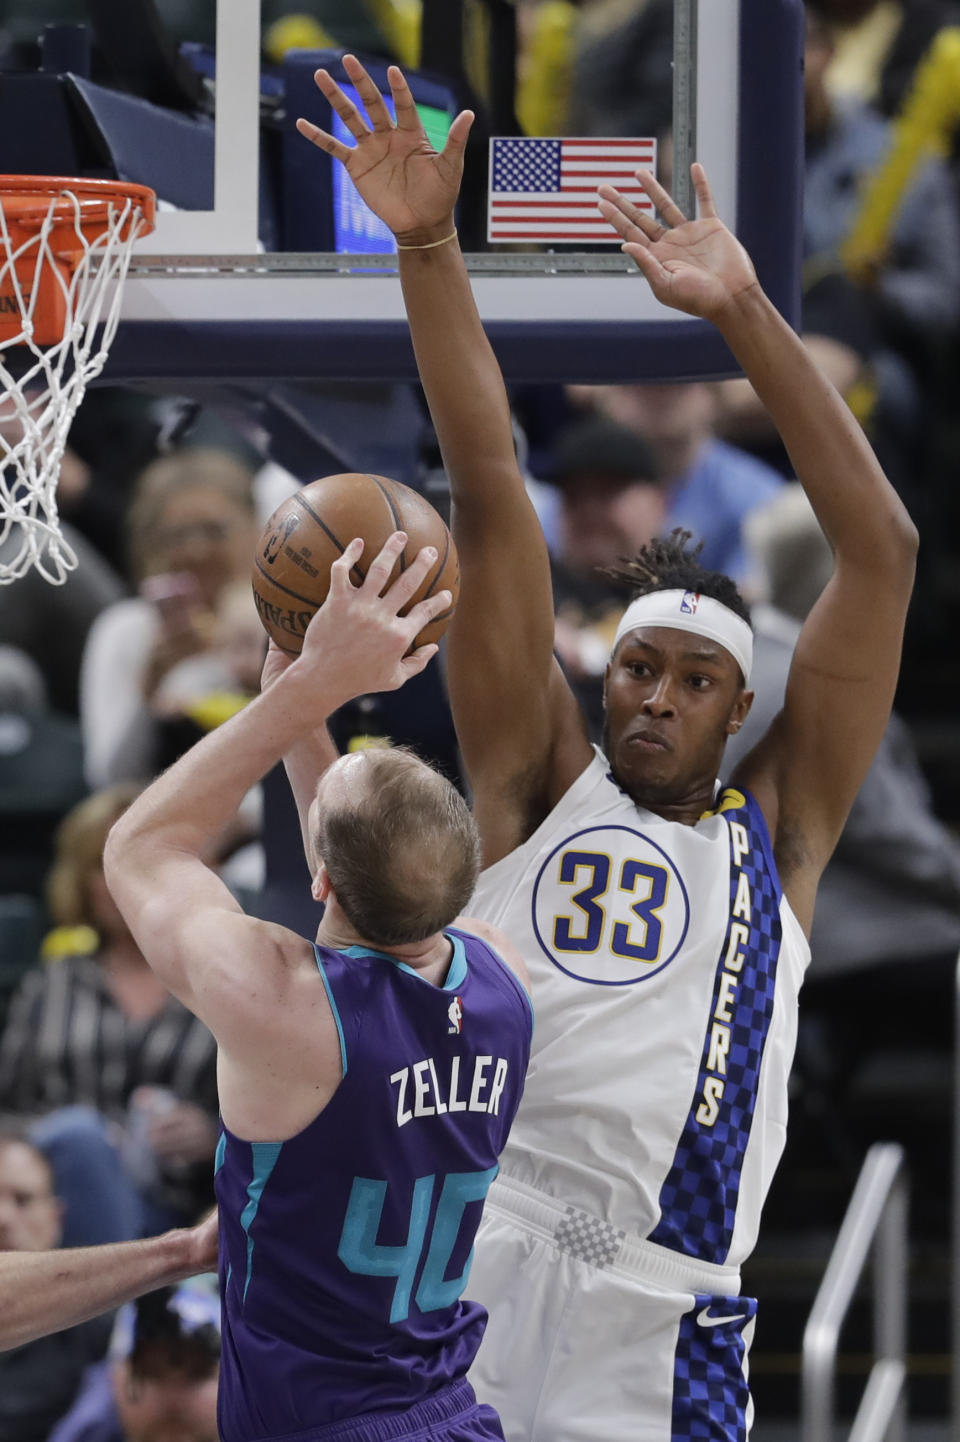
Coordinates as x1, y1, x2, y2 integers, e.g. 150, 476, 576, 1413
252, 472, 459, 655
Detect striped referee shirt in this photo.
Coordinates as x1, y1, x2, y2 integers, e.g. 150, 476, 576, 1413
0, 952, 217, 1122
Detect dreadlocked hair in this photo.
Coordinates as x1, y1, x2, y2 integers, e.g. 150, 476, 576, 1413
604, 529, 751, 625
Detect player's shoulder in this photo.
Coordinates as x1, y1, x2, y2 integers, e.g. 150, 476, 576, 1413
205, 909, 320, 988
452, 916, 531, 995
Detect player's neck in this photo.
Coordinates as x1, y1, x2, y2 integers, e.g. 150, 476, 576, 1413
644, 797, 713, 826
317, 906, 454, 986
380, 933, 454, 986
616, 773, 719, 827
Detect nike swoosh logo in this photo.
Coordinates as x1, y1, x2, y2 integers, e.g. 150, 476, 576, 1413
697, 1307, 747, 1328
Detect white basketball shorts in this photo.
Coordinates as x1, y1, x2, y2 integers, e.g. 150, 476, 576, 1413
467, 1174, 757, 1442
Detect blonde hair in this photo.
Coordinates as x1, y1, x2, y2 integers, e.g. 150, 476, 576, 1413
314, 749, 481, 946
46, 783, 143, 928
126, 448, 256, 582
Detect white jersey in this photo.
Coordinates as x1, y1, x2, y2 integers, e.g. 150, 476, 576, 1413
469, 748, 810, 1271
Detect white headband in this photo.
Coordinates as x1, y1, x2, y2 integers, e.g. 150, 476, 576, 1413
611, 589, 753, 683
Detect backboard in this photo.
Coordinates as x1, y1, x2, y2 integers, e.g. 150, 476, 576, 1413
0, 0, 804, 385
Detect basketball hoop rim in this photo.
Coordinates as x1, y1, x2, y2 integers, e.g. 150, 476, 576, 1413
0, 175, 156, 227
0, 175, 157, 588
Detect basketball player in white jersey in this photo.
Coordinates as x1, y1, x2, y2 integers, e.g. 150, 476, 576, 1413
297, 58, 918, 1441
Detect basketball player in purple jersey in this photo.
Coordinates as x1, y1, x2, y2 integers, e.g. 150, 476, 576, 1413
104, 533, 532, 1442
297, 59, 917, 1440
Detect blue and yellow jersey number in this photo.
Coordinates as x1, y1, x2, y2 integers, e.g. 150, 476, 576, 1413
532, 825, 691, 986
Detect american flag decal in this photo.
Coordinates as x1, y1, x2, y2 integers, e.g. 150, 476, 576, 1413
487, 136, 657, 244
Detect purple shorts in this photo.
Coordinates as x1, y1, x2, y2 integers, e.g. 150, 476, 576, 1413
256, 1381, 505, 1442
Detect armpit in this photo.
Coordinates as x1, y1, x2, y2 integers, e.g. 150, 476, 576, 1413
773, 819, 813, 889
474, 756, 554, 865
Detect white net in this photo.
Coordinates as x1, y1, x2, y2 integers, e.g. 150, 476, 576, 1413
0, 184, 152, 585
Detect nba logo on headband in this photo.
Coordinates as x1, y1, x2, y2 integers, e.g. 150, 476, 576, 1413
611, 590, 754, 684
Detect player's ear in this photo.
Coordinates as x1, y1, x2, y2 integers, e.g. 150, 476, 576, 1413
311, 862, 332, 904
727, 689, 753, 734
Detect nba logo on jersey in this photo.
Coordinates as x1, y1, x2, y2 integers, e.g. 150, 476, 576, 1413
680, 590, 700, 614
447, 996, 463, 1034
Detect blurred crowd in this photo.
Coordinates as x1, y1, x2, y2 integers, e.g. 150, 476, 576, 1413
1, 0, 960, 1436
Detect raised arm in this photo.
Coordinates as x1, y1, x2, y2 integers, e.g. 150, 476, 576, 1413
297, 57, 591, 865
260, 640, 339, 871
104, 536, 450, 1060
601, 167, 918, 928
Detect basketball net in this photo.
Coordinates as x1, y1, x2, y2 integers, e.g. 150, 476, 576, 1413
0, 179, 155, 585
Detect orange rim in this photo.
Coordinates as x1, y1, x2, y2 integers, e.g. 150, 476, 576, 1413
0, 174, 156, 229
0, 176, 156, 346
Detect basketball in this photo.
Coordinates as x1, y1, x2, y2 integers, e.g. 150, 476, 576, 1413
251, 472, 459, 655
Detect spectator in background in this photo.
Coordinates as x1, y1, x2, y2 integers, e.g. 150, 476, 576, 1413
515, 0, 579, 137
58, 390, 168, 583
49, 1279, 220, 1442
814, 0, 960, 118
0, 786, 219, 1245
0, 648, 87, 900
80, 449, 260, 789
723, 481, 960, 1005
0, 1131, 112, 1442
0, 396, 125, 718
568, 0, 674, 139
546, 415, 667, 735
804, 2, 960, 386
574, 380, 784, 588
712, 0, 960, 499
147, 581, 266, 765
147, 581, 267, 895
715, 2, 960, 500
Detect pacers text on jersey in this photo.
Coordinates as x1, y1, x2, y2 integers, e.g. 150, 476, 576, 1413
695, 819, 752, 1128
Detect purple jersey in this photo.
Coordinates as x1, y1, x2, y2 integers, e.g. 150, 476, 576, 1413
215, 927, 532, 1441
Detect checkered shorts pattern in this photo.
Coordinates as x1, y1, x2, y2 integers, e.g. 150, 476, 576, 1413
554, 1205, 626, 1268
650, 793, 782, 1264
671, 1292, 757, 1440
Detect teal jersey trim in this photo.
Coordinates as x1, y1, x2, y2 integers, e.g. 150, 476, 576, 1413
341, 932, 467, 992
443, 933, 467, 991
454, 928, 534, 1038
240, 1141, 282, 1302
314, 946, 348, 1077
214, 1132, 226, 1174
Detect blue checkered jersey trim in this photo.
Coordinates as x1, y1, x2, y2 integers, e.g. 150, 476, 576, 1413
648, 789, 782, 1265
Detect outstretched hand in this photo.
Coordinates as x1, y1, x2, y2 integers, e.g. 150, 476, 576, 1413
296, 55, 474, 244
598, 164, 759, 324
292, 532, 450, 709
